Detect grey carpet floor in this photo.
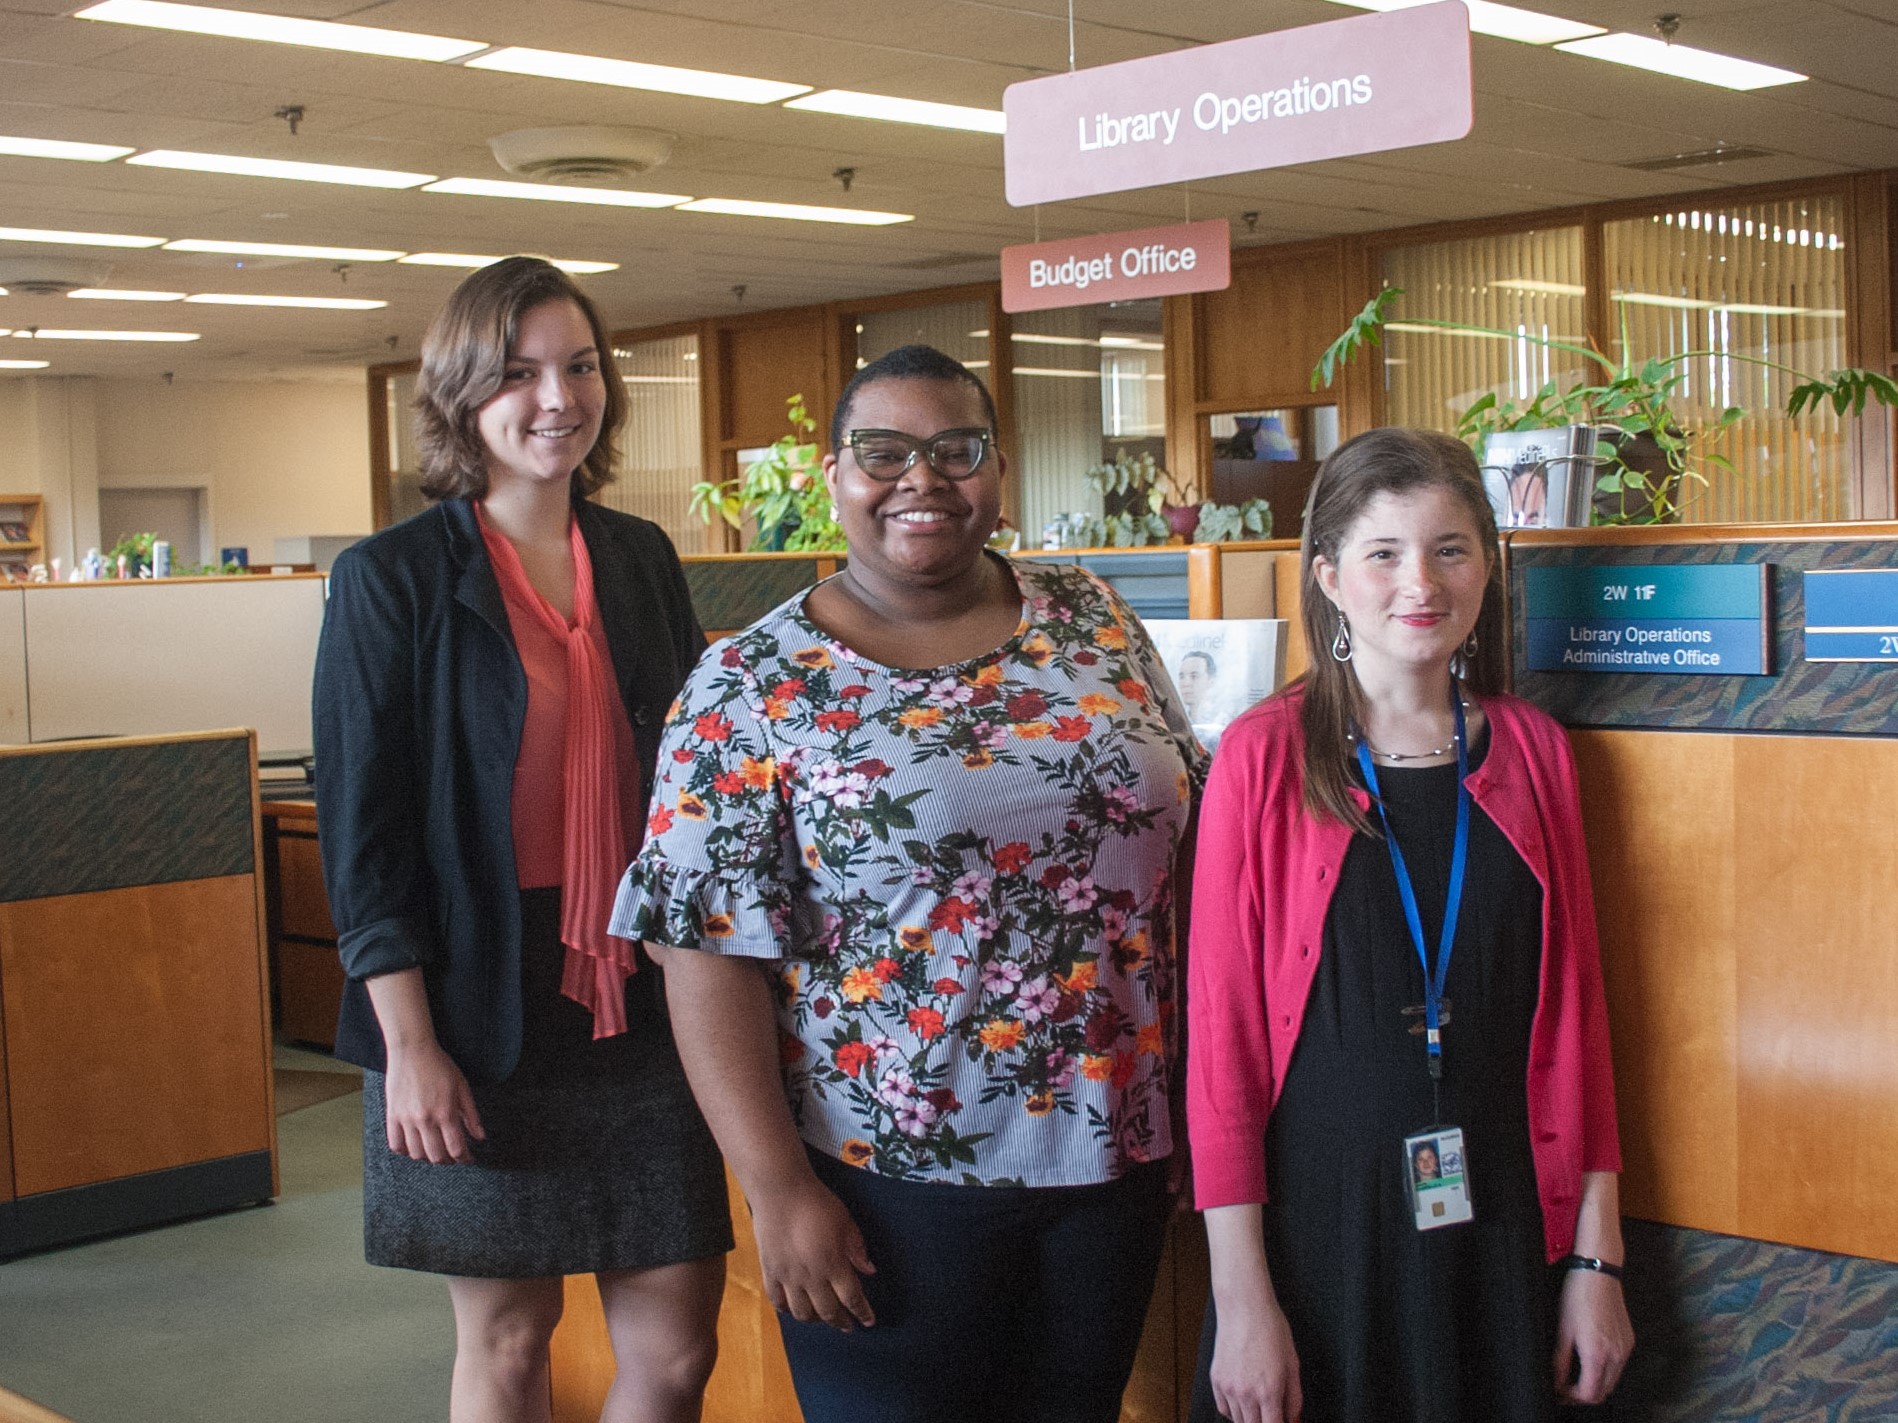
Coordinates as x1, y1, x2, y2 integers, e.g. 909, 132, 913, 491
0, 1089, 455, 1422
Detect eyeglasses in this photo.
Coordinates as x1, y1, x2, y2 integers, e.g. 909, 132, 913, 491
846, 427, 993, 482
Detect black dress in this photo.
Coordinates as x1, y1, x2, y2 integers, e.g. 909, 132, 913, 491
1192, 734, 1555, 1423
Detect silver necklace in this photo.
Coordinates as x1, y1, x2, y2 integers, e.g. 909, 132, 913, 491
1350, 699, 1473, 762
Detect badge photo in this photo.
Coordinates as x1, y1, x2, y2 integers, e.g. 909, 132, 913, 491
1405, 1126, 1474, 1232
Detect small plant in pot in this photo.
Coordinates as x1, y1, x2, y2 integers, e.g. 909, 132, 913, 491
1313, 286, 1898, 525
689, 394, 844, 552
1084, 448, 1274, 545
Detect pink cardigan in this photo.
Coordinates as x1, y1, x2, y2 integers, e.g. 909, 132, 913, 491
1186, 687, 1620, 1262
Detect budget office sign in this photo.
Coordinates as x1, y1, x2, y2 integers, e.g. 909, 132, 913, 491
1003, 2, 1472, 207
1002, 219, 1230, 313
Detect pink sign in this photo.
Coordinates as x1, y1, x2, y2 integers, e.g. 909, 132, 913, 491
1000, 219, 1230, 314
1003, 2, 1471, 207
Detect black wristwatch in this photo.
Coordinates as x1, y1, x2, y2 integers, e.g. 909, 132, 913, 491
1559, 1254, 1624, 1280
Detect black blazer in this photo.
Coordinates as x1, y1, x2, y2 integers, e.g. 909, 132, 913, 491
312, 496, 706, 1081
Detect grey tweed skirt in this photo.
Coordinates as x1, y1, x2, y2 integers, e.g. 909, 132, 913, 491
362, 889, 733, 1278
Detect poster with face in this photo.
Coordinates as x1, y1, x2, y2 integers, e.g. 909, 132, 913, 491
1144, 619, 1288, 755
1479, 427, 1598, 529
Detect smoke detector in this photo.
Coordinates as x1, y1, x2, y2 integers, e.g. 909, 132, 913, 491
0, 257, 112, 295
487, 126, 675, 184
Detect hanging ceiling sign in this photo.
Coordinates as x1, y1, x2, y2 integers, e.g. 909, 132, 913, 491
1000, 218, 1230, 313
1003, 2, 1472, 207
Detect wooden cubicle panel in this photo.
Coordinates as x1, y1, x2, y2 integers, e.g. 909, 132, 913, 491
716, 309, 837, 454
0, 730, 276, 1255
1573, 729, 1898, 1264
0, 589, 23, 745
1193, 242, 1348, 412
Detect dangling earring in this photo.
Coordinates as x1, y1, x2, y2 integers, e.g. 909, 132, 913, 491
1330, 615, 1353, 663
829, 503, 840, 521
1463, 630, 1479, 659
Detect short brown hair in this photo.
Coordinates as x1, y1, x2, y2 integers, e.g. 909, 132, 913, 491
414, 256, 626, 501
1296, 427, 1506, 833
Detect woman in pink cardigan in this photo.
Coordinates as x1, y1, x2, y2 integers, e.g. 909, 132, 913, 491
1186, 428, 1633, 1423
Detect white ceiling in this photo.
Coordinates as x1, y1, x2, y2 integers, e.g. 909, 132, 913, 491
0, 0, 1893, 380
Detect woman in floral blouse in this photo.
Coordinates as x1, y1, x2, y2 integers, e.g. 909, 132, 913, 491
613, 344, 1204, 1423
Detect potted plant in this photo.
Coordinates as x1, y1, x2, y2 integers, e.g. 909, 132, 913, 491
1084, 448, 1274, 545
689, 394, 844, 551
1312, 287, 1898, 524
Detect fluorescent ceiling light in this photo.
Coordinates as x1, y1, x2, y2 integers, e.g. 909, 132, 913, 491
73, 0, 486, 62
1556, 33, 1806, 89
128, 150, 435, 189
1716, 303, 1844, 318
1016, 367, 1165, 381
0, 135, 135, 162
69, 288, 186, 301
0, 225, 165, 248
784, 90, 1005, 134
185, 293, 388, 310
1490, 278, 1587, 296
163, 239, 405, 261
398, 253, 619, 274
1324, 0, 1603, 46
1613, 291, 1714, 310
15, 328, 199, 341
1385, 322, 1512, 339
1099, 336, 1165, 350
1008, 332, 1165, 351
423, 177, 690, 208
466, 47, 809, 105
0, 359, 52, 369
677, 198, 912, 226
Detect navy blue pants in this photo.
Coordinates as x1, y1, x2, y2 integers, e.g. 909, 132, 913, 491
778, 1148, 1173, 1423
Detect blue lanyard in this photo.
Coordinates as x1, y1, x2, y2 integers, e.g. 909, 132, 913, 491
1354, 689, 1470, 1081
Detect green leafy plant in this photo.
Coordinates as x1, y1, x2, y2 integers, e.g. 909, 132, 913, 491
104, 531, 156, 575
1193, 498, 1275, 543
689, 395, 843, 551
1083, 448, 1276, 544
1313, 286, 1898, 524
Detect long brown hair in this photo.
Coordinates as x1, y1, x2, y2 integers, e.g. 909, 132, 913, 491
1297, 427, 1507, 833
414, 256, 627, 501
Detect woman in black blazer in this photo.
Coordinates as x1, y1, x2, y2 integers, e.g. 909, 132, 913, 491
314, 257, 730, 1422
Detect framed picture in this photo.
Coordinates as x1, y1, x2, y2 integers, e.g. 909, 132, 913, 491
1145, 619, 1288, 755
0, 521, 31, 544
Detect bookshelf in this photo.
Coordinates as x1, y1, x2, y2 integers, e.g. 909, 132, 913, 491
0, 493, 44, 579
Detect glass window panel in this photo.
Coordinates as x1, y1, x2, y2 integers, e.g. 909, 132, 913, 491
598, 333, 708, 553
854, 300, 989, 371
1604, 196, 1849, 522
1204, 406, 1338, 539
384, 369, 427, 526
1380, 227, 1589, 434
1011, 298, 1165, 548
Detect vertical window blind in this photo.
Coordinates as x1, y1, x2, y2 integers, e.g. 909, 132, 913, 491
600, 334, 706, 552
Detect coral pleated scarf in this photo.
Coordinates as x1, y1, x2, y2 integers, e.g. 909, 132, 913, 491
477, 506, 638, 1039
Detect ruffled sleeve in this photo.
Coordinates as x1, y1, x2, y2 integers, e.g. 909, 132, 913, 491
608, 634, 804, 959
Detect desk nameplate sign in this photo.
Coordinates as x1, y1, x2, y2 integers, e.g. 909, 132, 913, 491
1524, 564, 1771, 676
1803, 569, 1898, 662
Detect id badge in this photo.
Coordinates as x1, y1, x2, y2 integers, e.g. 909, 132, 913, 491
1405, 1126, 1474, 1232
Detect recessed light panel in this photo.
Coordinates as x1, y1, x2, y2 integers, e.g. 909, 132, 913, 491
423, 178, 691, 208
398, 253, 619, 274
0, 226, 166, 249
74, 0, 487, 62
0, 136, 136, 162
184, 294, 388, 309
18, 328, 200, 341
677, 198, 912, 226
128, 150, 436, 189
1555, 33, 1806, 89
163, 239, 406, 262
1325, 0, 1603, 46
0, 359, 52, 369
784, 91, 1006, 134
69, 288, 187, 301
466, 47, 810, 105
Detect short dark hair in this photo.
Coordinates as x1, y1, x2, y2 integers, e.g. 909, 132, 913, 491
1182, 649, 1217, 677
413, 256, 626, 501
830, 343, 998, 452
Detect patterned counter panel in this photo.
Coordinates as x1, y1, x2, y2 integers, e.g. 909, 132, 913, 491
1508, 537, 1898, 734
0, 734, 254, 903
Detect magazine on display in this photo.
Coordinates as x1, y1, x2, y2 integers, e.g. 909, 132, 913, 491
1480, 427, 1598, 529
1145, 619, 1288, 755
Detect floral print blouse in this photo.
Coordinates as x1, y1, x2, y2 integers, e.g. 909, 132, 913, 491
611, 558, 1205, 1187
